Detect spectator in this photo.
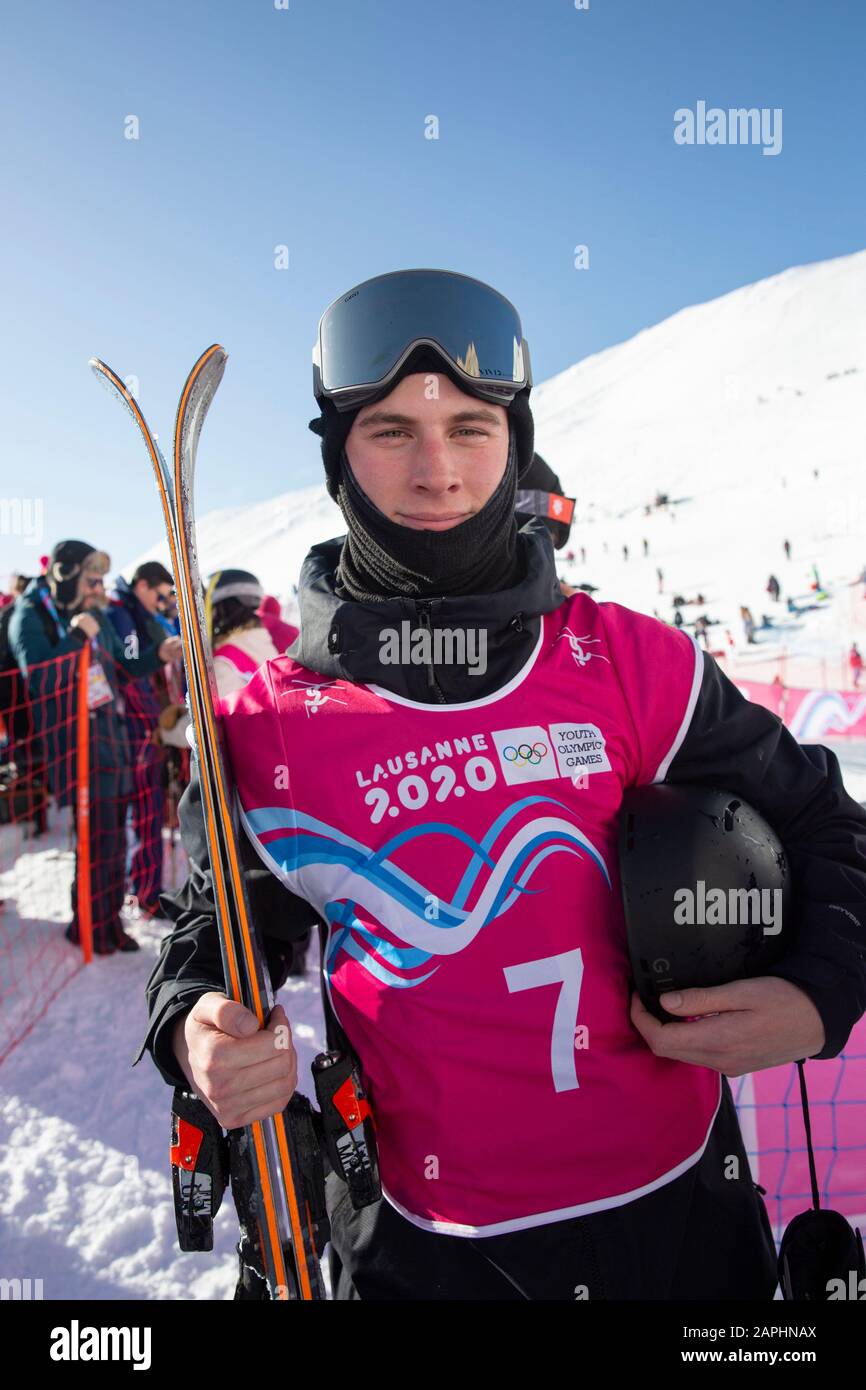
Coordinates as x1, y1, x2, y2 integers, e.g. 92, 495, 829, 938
766, 575, 781, 603
850, 643, 863, 690
206, 569, 283, 702
9, 540, 178, 954
106, 561, 182, 918
0, 578, 44, 824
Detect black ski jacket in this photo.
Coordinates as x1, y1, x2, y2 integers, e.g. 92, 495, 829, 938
136, 524, 866, 1085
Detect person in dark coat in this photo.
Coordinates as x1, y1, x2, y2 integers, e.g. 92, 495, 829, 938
10, 540, 179, 953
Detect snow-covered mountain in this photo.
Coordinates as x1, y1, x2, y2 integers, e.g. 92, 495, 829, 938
130, 250, 866, 681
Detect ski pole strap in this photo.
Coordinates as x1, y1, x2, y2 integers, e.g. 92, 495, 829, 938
796, 1059, 821, 1211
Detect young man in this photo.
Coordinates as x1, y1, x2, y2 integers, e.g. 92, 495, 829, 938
107, 561, 178, 917
139, 271, 866, 1299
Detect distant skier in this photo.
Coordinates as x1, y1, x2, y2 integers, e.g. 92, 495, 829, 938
673, 606, 684, 629
580, 546, 586, 565
740, 605, 756, 645
622, 544, 629, 562
656, 566, 664, 593
851, 643, 863, 689
783, 539, 791, 561
766, 575, 781, 603
642, 538, 649, 557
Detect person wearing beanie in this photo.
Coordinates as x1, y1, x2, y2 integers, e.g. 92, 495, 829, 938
206, 569, 286, 701
143, 270, 863, 1303
10, 539, 181, 954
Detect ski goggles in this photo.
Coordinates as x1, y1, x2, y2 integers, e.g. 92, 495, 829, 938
313, 269, 532, 412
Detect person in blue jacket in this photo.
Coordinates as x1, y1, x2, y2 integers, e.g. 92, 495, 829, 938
106, 561, 177, 917
10, 540, 180, 954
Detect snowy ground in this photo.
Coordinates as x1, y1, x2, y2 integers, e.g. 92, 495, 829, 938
0, 901, 327, 1301
0, 811, 81, 1064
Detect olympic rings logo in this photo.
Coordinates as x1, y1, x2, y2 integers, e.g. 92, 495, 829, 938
503, 742, 549, 766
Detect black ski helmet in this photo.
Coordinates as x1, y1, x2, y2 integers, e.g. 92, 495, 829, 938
618, 784, 791, 1021
515, 453, 575, 550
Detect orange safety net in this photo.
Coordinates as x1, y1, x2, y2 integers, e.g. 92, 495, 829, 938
0, 642, 189, 1063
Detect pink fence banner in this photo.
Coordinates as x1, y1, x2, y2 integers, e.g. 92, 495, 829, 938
734, 680, 866, 741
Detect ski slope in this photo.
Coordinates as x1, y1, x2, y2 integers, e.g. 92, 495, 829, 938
129, 250, 866, 692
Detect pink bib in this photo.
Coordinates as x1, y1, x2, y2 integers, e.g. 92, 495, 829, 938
224, 596, 721, 1235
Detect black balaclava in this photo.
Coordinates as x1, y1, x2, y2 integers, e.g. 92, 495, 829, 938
336, 424, 521, 601
308, 346, 535, 602
47, 539, 107, 611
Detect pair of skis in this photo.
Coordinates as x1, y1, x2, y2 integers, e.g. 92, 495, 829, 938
89, 347, 328, 1300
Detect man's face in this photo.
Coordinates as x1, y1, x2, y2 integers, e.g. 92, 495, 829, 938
135, 578, 174, 616
344, 373, 510, 530
74, 563, 109, 611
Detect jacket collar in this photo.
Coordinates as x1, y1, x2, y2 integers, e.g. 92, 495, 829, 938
292, 521, 565, 701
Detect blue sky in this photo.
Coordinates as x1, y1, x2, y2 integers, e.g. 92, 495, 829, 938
1, 0, 864, 579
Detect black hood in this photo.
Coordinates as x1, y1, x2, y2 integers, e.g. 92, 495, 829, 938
290, 521, 565, 703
